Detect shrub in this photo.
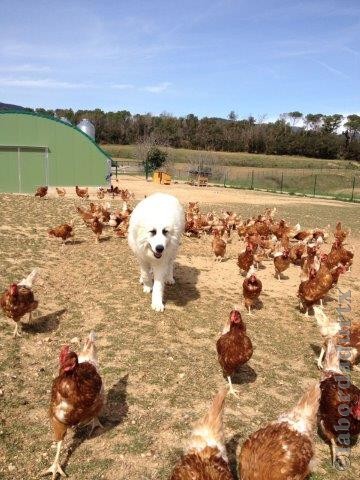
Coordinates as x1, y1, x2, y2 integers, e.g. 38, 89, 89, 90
143, 147, 168, 174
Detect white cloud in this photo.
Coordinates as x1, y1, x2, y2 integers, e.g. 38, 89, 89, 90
0, 64, 51, 73
143, 82, 172, 93
0, 77, 88, 89
111, 83, 134, 90
315, 60, 350, 80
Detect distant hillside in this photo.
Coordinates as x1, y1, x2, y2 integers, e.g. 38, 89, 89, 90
0, 101, 24, 111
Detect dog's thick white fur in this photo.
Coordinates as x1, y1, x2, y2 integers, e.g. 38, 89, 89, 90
128, 193, 185, 312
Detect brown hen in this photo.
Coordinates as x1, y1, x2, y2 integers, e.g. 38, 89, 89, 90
237, 244, 254, 275
170, 388, 233, 480
55, 187, 66, 197
238, 383, 320, 480
242, 266, 262, 315
35, 186, 48, 197
216, 310, 253, 396
318, 339, 360, 468
43, 332, 104, 479
212, 230, 226, 261
48, 223, 74, 244
75, 185, 89, 198
273, 248, 291, 279
0, 268, 39, 337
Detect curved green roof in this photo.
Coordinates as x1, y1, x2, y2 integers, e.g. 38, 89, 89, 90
0, 110, 111, 193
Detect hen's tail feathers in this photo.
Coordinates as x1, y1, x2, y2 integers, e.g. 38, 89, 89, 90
313, 306, 329, 326
18, 268, 39, 288
186, 388, 227, 456
69, 217, 77, 227
323, 337, 341, 373
280, 382, 320, 436
78, 330, 99, 367
246, 265, 256, 278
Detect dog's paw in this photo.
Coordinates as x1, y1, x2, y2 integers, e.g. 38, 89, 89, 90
143, 285, 152, 293
151, 301, 165, 312
139, 276, 144, 285
165, 278, 175, 285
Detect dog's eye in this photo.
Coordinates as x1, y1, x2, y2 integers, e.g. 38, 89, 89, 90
150, 229, 156, 235
162, 229, 168, 235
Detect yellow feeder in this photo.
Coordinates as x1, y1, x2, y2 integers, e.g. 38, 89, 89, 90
153, 171, 171, 185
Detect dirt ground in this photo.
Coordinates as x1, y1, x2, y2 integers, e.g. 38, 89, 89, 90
0, 177, 359, 479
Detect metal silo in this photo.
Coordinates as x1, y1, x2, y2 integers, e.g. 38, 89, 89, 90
77, 118, 95, 140
60, 116, 71, 124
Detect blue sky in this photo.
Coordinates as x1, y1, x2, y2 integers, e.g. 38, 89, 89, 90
0, 0, 359, 120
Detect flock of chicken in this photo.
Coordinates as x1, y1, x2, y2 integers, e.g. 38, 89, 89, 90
35, 185, 135, 244
180, 202, 359, 478
1, 189, 359, 479
187, 202, 354, 315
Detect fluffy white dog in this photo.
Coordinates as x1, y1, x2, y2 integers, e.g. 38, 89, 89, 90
128, 193, 185, 312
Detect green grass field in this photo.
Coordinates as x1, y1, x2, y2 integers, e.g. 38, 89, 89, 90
102, 143, 360, 170
0, 187, 359, 479
105, 144, 360, 201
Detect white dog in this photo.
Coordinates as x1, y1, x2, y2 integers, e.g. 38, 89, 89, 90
128, 193, 185, 312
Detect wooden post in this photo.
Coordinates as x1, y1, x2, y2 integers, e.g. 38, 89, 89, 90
280, 172, 284, 193
250, 170, 254, 190
145, 157, 149, 180
313, 174, 317, 197
350, 176, 356, 202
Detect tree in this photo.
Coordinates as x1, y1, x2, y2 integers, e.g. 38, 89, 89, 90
321, 114, 343, 134
304, 113, 323, 131
288, 111, 303, 126
345, 114, 360, 139
228, 110, 237, 121
143, 147, 168, 176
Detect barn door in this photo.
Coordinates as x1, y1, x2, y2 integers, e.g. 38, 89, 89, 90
0, 147, 19, 192
19, 147, 47, 193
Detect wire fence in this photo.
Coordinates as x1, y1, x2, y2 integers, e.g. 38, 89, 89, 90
111, 162, 360, 202
173, 167, 360, 202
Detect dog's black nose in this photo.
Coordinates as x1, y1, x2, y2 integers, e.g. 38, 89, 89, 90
155, 245, 164, 253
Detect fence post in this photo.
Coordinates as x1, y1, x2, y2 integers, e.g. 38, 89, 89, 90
145, 157, 149, 180
250, 170, 254, 190
115, 163, 118, 179
350, 176, 355, 202
280, 172, 284, 193
313, 174, 317, 197
223, 172, 227, 187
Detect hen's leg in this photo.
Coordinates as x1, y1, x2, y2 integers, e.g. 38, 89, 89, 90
227, 377, 239, 398
42, 441, 66, 479
13, 322, 21, 338
317, 344, 326, 369
331, 439, 349, 469
88, 416, 103, 437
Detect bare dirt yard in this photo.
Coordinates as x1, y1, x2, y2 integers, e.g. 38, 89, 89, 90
0, 176, 359, 479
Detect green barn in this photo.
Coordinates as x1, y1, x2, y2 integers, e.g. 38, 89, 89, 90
0, 110, 111, 193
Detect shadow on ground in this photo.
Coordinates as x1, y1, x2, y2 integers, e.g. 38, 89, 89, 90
22, 308, 66, 333
165, 264, 200, 306
231, 364, 257, 385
